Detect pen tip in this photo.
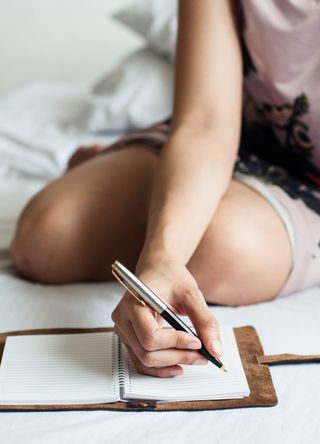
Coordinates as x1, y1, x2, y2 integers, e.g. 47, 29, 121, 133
221, 365, 228, 373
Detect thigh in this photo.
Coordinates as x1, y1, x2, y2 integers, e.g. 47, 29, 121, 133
12, 148, 293, 298
11, 146, 158, 283
187, 180, 293, 305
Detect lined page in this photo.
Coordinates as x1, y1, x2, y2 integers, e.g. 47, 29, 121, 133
0, 332, 119, 405
122, 326, 250, 401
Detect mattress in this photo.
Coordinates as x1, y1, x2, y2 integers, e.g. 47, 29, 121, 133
0, 84, 319, 444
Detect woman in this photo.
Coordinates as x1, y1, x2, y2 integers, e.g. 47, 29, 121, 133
10, 1, 320, 377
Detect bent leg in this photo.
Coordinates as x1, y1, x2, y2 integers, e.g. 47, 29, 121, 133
11, 146, 158, 283
187, 180, 293, 305
11, 147, 292, 304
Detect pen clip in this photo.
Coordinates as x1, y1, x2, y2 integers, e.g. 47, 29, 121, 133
111, 267, 146, 307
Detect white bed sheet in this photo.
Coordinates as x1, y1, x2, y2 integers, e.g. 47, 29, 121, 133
0, 84, 319, 444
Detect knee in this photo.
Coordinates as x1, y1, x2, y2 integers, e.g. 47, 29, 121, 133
11, 199, 86, 284
189, 201, 269, 306
201, 228, 253, 306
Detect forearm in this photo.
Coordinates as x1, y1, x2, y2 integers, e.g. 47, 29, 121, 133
136, 0, 242, 271
137, 127, 238, 268
116, 1, 242, 376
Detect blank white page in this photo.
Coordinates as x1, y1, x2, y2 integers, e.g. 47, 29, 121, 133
0, 332, 119, 405
122, 326, 250, 401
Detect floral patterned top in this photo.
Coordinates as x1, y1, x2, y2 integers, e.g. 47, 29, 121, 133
236, 0, 320, 214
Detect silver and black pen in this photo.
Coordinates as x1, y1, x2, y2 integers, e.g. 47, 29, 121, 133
111, 260, 227, 372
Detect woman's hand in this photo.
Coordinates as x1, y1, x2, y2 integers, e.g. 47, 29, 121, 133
111, 259, 221, 377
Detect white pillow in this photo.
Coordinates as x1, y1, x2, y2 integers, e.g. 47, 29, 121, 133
114, 0, 177, 61
77, 48, 173, 132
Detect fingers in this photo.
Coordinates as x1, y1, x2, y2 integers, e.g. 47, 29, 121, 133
181, 287, 222, 357
127, 346, 183, 378
113, 300, 207, 377
116, 322, 208, 377
130, 303, 201, 352
115, 317, 207, 367
112, 286, 219, 379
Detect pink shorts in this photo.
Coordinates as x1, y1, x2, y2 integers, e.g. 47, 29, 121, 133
100, 122, 320, 298
233, 176, 320, 297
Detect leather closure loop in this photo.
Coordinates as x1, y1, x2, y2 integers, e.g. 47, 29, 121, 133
257, 353, 320, 366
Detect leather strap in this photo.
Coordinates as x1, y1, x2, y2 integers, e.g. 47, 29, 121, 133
257, 353, 320, 365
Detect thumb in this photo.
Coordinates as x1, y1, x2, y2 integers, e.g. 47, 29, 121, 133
182, 287, 222, 357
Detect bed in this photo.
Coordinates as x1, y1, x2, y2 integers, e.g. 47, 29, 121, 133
0, 0, 320, 434
0, 62, 319, 444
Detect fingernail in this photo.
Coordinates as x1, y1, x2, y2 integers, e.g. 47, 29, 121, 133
194, 358, 208, 365
211, 339, 223, 356
187, 341, 201, 350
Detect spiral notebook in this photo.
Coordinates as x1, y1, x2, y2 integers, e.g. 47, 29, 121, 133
0, 326, 249, 405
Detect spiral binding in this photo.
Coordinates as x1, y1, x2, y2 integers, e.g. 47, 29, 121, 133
112, 334, 131, 395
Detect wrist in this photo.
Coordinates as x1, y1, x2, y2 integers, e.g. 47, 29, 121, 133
135, 243, 184, 275
139, 223, 188, 264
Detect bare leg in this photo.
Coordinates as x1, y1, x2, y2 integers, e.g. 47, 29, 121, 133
11, 145, 292, 304
11, 146, 158, 283
186, 180, 292, 305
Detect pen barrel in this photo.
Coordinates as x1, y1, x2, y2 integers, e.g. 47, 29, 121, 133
112, 261, 166, 313
160, 309, 197, 337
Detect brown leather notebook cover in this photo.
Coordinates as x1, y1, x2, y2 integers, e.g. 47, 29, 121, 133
0, 325, 317, 412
